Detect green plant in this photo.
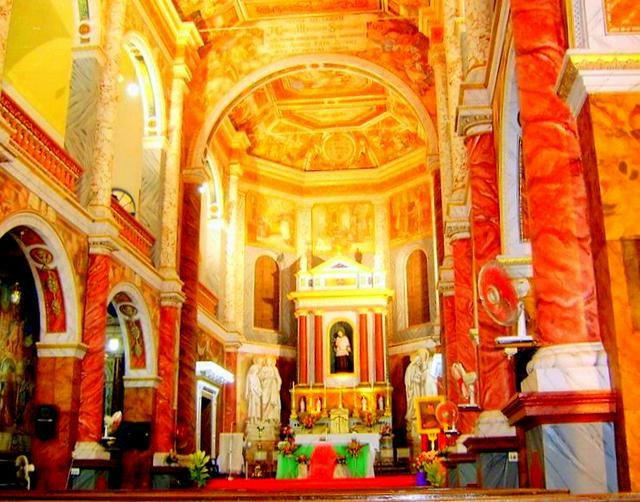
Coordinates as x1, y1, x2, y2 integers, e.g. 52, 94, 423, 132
188, 450, 211, 487
413, 450, 446, 487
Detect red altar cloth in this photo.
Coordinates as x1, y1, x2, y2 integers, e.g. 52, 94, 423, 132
308, 443, 336, 479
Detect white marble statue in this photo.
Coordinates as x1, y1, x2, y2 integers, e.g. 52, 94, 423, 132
245, 357, 264, 424
260, 356, 282, 423
405, 346, 438, 423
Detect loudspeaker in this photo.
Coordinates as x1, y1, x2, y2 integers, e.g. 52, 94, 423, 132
115, 421, 151, 450
34, 405, 58, 441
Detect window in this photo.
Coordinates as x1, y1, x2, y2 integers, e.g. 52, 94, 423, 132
254, 256, 280, 330
407, 249, 430, 326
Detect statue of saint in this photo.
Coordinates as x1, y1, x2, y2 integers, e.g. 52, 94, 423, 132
245, 357, 263, 423
334, 329, 352, 373
260, 356, 282, 423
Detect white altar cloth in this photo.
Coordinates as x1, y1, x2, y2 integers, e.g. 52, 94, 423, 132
295, 433, 380, 477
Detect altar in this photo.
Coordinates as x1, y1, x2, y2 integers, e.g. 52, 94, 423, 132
276, 433, 379, 479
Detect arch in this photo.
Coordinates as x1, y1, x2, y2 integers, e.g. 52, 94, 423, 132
107, 283, 156, 377
406, 248, 430, 326
188, 54, 438, 167
122, 32, 167, 138
253, 255, 280, 331
498, 40, 532, 261
0, 212, 80, 345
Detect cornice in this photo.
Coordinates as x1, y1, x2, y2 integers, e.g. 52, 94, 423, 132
456, 106, 493, 137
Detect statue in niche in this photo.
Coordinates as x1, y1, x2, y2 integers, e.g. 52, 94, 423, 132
245, 357, 264, 424
260, 356, 282, 423
404, 346, 438, 423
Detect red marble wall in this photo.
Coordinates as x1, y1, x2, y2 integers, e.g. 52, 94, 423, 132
33, 356, 82, 490
176, 183, 201, 453
222, 350, 238, 432
468, 133, 513, 410
511, 0, 600, 346
121, 387, 155, 489
78, 252, 112, 442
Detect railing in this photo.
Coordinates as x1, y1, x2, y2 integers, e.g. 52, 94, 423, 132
110, 198, 155, 261
198, 283, 219, 318
0, 92, 83, 193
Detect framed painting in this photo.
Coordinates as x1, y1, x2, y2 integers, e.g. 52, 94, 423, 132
415, 395, 445, 435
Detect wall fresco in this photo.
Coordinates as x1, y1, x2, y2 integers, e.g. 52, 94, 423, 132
389, 182, 432, 243
245, 190, 296, 252
604, 0, 640, 33
312, 201, 374, 255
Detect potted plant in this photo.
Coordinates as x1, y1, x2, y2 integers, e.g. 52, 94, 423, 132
188, 450, 211, 488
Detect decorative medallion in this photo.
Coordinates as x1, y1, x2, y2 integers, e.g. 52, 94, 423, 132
322, 132, 356, 165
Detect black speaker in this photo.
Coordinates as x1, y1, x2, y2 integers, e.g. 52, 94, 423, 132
34, 405, 57, 441
115, 421, 151, 450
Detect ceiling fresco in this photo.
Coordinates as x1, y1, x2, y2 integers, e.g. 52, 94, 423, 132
227, 68, 425, 171
174, 0, 441, 181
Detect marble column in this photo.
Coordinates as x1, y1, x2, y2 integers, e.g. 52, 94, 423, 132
297, 312, 309, 385
467, 131, 513, 411
449, 224, 479, 433
507, 1, 614, 493
158, 24, 201, 279
0, 0, 14, 79
176, 182, 201, 454
459, 0, 492, 78
87, 0, 126, 219
374, 311, 385, 383
358, 311, 369, 384
314, 312, 323, 384
152, 299, 181, 453
222, 165, 241, 328
77, 241, 115, 444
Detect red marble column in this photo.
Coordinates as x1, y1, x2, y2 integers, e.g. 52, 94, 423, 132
176, 182, 200, 453
314, 312, 323, 384
452, 237, 479, 432
78, 252, 112, 441
152, 303, 180, 452
298, 313, 308, 384
468, 133, 514, 410
359, 311, 369, 383
511, 0, 600, 346
222, 349, 238, 432
374, 311, 385, 382
441, 293, 458, 400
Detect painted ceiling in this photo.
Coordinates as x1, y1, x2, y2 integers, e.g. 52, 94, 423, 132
173, 0, 441, 176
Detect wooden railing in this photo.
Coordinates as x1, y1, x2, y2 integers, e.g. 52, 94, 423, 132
110, 198, 156, 261
0, 92, 83, 194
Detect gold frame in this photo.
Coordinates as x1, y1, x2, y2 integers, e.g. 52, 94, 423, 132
415, 395, 445, 435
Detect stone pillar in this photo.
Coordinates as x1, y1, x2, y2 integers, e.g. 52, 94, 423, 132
374, 311, 385, 383
158, 23, 202, 279
297, 312, 309, 385
0, 0, 14, 79
175, 182, 201, 454
448, 222, 479, 433
87, 0, 126, 219
358, 310, 369, 384
222, 165, 242, 328
313, 312, 323, 384
153, 297, 182, 453
504, 0, 615, 494
466, 129, 514, 411
76, 239, 116, 451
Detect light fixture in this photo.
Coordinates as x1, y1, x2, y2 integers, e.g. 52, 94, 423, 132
106, 337, 121, 353
10, 282, 21, 305
125, 82, 140, 97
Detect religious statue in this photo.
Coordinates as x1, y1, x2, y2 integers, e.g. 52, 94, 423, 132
334, 329, 352, 372
260, 356, 282, 423
245, 357, 264, 424
404, 346, 438, 423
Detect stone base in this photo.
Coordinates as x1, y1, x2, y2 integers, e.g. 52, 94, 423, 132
526, 422, 617, 494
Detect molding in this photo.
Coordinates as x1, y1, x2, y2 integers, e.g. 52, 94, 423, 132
123, 375, 162, 388
463, 435, 518, 453
198, 308, 244, 345
36, 342, 88, 359
445, 220, 471, 240
502, 391, 616, 430
557, 51, 640, 115
238, 343, 297, 358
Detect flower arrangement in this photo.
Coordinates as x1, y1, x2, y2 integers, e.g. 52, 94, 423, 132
346, 439, 364, 458
413, 450, 446, 487
281, 425, 295, 440
335, 454, 347, 465
361, 410, 378, 427
296, 454, 309, 465
277, 438, 299, 456
299, 412, 318, 429
379, 424, 392, 437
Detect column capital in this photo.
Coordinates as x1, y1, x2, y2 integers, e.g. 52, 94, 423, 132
445, 220, 471, 240
160, 289, 186, 308
295, 310, 310, 318
456, 105, 493, 137
224, 342, 242, 352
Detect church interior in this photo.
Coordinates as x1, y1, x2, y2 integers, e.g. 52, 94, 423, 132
0, 0, 639, 499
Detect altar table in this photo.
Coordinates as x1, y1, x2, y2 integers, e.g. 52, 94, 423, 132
276, 433, 379, 479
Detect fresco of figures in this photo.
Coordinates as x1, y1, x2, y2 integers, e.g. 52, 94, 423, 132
245, 190, 296, 252
312, 201, 374, 255
389, 182, 432, 243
